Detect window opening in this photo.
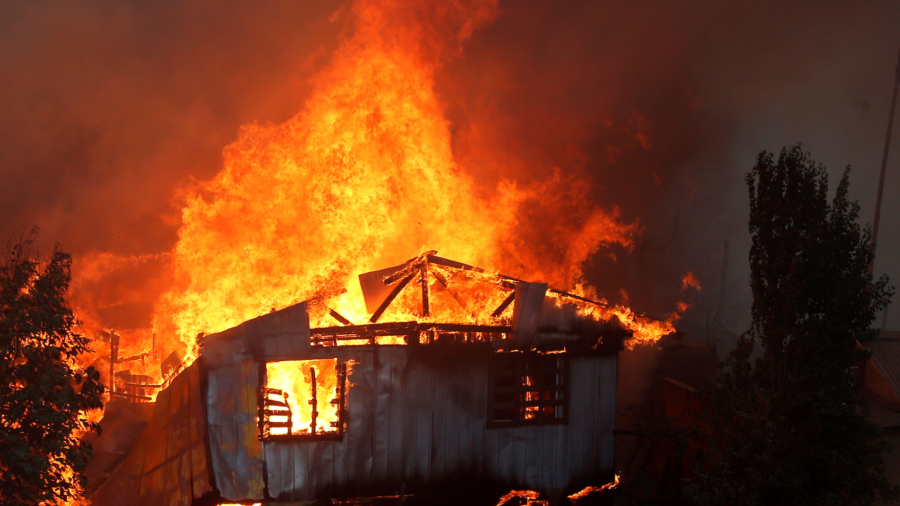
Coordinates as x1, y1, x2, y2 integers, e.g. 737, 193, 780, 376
488, 353, 568, 428
260, 358, 347, 440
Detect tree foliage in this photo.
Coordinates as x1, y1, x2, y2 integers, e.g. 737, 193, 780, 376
686, 146, 896, 506
0, 229, 104, 505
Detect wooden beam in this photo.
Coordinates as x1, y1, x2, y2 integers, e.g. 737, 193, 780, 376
369, 272, 415, 323
491, 291, 516, 317
420, 265, 430, 317
328, 307, 352, 326
312, 321, 418, 337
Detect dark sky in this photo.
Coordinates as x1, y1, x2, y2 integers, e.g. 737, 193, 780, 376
2, 0, 899, 339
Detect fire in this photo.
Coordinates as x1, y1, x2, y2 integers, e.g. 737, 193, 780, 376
149, 0, 637, 365
567, 473, 620, 500
496, 490, 541, 506
265, 359, 341, 435
66, 0, 689, 390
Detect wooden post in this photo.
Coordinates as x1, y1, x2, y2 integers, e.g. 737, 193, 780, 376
109, 332, 119, 397
420, 265, 430, 317
309, 366, 318, 435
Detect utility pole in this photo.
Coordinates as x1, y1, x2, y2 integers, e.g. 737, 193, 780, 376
871, 43, 900, 331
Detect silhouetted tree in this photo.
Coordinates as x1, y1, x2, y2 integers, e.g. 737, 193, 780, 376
686, 145, 896, 506
0, 229, 104, 505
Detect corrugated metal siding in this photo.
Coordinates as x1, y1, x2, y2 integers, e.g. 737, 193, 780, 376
92, 362, 212, 506
242, 346, 617, 501
200, 302, 310, 370
206, 358, 265, 501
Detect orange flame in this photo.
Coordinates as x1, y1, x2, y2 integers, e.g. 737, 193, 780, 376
496, 490, 541, 506
150, 0, 637, 364
266, 359, 341, 435
567, 473, 620, 500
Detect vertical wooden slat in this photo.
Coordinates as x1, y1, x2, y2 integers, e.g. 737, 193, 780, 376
186, 364, 211, 499
445, 366, 461, 482
567, 356, 586, 485
362, 349, 376, 492
456, 363, 474, 479
308, 443, 320, 501
581, 357, 600, 482
401, 352, 419, 484
374, 347, 391, 486
415, 357, 434, 486
430, 365, 447, 483
497, 428, 513, 485
598, 356, 617, 472
512, 426, 528, 486
292, 443, 307, 501
555, 422, 570, 490
540, 425, 558, 490
263, 444, 282, 499
320, 441, 335, 498
238, 360, 265, 499
387, 348, 405, 486
178, 452, 192, 506
471, 356, 488, 478
205, 365, 237, 500
206, 360, 265, 501
346, 348, 374, 494
524, 425, 541, 488
169, 374, 192, 504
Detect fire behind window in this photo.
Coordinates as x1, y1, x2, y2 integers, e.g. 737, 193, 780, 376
260, 359, 347, 440
488, 353, 568, 428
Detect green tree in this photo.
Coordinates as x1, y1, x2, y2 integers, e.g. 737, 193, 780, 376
0, 229, 104, 505
686, 145, 896, 506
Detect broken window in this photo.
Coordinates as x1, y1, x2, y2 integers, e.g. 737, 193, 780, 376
259, 358, 347, 440
487, 353, 568, 428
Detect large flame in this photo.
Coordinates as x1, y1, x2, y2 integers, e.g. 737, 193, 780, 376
151, 0, 638, 363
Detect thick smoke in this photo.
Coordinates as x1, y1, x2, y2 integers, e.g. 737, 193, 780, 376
2, 0, 899, 352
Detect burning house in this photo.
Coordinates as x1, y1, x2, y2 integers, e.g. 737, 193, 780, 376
90, 252, 633, 505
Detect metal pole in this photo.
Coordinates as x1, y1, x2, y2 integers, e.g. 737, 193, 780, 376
871, 43, 900, 272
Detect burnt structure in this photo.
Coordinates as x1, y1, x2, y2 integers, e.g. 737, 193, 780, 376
91, 254, 631, 505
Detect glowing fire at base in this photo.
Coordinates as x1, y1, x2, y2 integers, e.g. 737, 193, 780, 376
567, 473, 620, 500
496, 489, 541, 506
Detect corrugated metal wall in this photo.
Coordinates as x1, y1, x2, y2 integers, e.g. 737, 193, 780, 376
91, 362, 212, 506
221, 345, 618, 502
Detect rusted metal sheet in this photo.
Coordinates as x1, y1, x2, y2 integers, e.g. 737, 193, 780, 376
201, 303, 311, 370
243, 302, 310, 358
511, 282, 548, 349
359, 262, 407, 313
200, 324, 246, 370
226, 344, 617, 501
207, 358, 265, 501
347, 347, 375, 491
93, 362, 211, 506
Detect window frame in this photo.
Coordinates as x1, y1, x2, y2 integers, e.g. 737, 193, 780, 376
258, 360, 348, 442
487, 352, 569, 428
